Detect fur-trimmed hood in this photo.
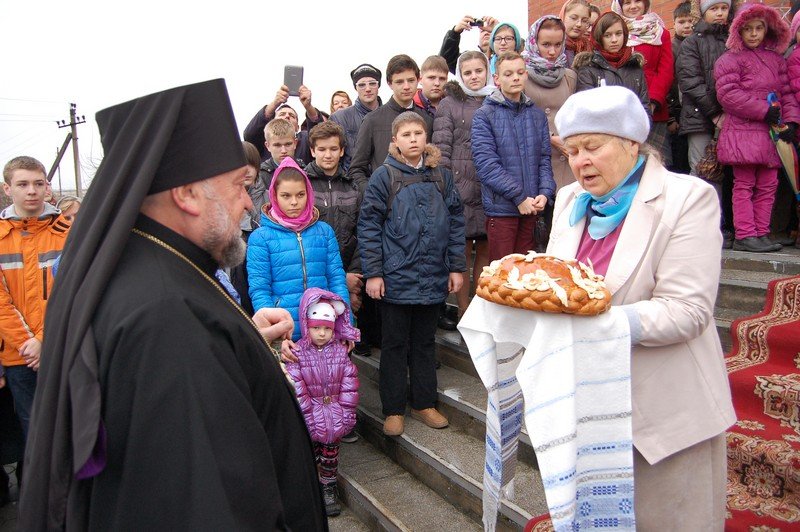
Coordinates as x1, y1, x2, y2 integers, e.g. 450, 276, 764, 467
387, 143, 441, 168
572, 50, 646, 69
443, 80, 469, 102
727, 2, 791, 52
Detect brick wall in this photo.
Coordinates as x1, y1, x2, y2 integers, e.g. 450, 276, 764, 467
528, 0, 791, 32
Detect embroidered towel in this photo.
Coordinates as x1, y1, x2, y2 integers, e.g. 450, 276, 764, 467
458, 297, 634, 531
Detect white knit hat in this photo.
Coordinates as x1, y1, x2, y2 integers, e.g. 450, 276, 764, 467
307, 301, 336, 328
555, 85, 651, 144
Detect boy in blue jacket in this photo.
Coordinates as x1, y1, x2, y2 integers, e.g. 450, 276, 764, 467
358, 112, 466, 437
471, 51, 556, 261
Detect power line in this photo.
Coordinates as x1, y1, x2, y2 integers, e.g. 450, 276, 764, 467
0, 127, 49, 153
0, 97, 65, 104
0, 113, 61, 118
0, 118, 59, 123
0, 123, 48, 147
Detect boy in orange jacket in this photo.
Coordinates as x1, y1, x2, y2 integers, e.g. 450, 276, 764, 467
0, 156, 70, 440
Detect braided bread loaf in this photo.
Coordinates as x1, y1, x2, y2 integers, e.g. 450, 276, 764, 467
476, 252, 611, 316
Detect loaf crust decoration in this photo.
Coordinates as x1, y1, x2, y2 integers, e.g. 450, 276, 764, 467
475, 252, 611, 315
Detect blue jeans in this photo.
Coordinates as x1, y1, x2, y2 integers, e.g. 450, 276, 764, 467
3, 365, 37, 441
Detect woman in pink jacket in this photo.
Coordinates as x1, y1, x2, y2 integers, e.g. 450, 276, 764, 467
285, 287, 360, 517
714, 3, 800, 252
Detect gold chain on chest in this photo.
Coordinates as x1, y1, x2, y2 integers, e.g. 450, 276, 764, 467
131, 228, 284, 361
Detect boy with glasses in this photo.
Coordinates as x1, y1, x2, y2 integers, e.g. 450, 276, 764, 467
330, 63, 383, 171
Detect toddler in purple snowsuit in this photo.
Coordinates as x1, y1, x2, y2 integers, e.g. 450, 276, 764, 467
285, 287, 360, 517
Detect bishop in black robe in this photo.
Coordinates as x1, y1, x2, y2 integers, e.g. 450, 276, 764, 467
20, 79, 327, 530
85, 215, 326, 530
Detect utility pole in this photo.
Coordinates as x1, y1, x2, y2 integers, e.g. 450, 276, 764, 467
48, 104, 86, 196
69, 104, 82, 196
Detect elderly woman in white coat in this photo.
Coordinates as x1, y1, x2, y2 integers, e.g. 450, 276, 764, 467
548, 85, 735, 530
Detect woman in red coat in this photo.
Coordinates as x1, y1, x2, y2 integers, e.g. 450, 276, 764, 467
613, 0, 674, 166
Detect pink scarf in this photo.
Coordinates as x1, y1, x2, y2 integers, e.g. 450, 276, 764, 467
267, 157, 315, 232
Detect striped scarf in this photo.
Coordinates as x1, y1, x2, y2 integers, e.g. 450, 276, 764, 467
459, 298, 635, 531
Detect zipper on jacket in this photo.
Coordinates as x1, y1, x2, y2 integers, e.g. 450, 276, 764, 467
42, 267, 48, 300
326, 181, 331, 208
296, 233, 308, 289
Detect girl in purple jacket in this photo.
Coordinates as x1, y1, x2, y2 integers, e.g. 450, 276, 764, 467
714, 3, 800, 252
285, 288, 360, 517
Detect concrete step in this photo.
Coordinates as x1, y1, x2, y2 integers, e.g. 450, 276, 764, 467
328, 504, 372, 532
715, 306, 752, 353
352, 350, 539, 469
338, 439, 481, 531
352, 374, 549, 530
721, 247, 800, 275
717, 269, 788, 315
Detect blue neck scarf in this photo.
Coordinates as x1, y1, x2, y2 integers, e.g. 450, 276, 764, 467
569, 156, 646, 240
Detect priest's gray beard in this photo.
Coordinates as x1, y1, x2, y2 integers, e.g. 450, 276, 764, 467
201, 185, 247, 268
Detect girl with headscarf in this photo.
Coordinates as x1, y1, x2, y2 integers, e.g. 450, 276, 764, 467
488, 22, 524, 76
560, 0, 593, 66
433, 51, 494, 318
524, 15, 579, 191
612, 0, 674, 165
247, 157, 350, 345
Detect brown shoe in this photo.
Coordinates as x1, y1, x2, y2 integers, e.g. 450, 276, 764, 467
410, 408, 449, 429
383, 415, 404, 436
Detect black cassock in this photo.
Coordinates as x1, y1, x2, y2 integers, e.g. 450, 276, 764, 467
85, 215, 326, 530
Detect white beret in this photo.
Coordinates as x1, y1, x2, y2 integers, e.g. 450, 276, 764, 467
555, 85, 651, 144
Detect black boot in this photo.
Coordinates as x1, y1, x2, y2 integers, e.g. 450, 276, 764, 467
322, 484, 341, 517
722, 230, 734, 249
437, 303, 457, 331
352, 341, 371, 357
758, 235, 782, 252
733, 237, 774, 253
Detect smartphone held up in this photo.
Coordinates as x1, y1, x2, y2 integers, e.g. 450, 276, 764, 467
284, 65, 304, 97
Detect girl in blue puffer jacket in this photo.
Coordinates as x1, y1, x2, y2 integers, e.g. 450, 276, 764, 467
247, 157, 350, 349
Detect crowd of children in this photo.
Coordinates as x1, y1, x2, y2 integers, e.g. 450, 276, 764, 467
231, 1, 800, 515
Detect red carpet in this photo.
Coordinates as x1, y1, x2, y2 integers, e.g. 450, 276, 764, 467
725, 275, 800, 531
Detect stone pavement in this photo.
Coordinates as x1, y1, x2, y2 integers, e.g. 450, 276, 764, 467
0, 462, 368, 531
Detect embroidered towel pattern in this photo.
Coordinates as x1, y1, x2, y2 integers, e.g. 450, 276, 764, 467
459, 297, 635, 531
470, 336, 525, 531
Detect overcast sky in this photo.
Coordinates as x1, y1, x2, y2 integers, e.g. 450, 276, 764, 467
0, 0, 527, 195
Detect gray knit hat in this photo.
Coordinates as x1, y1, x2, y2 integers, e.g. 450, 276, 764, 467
555, 85, 650, 144
700, 0, 730, 15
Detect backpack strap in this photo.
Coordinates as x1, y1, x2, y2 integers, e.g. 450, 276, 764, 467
383, 164, 446, 218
